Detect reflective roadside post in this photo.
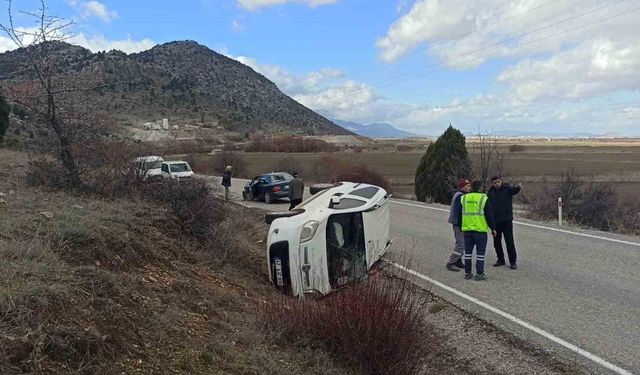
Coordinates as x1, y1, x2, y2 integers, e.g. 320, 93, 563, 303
558, 197, 563, 226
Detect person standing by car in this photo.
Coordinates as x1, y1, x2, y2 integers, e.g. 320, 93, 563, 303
222, 165, 232, 201
460, 180, 496, 281
487, 176, 522, 270
446, 179, 471, 272
288, 172, 304, 210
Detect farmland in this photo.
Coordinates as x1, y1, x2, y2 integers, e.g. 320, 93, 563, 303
188, 139, 640, 202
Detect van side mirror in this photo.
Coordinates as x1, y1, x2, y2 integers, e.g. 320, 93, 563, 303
329, 195, 341, 208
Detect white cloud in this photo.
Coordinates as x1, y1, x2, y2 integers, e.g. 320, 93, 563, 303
0, 24, 154, 54
498, 38, 640, 102
236, 0, 337, 11
229, 52, 640, 135
234, 55, 343, 95
70, 0, 118, 23
372, 0, 640, 134
70, 34, 155, 53
231, 19, 245, 33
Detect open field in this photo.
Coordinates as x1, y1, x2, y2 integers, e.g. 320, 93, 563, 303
186, 141, 640, 202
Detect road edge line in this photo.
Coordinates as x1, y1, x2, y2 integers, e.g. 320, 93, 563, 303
390, 200, 640, 248
391, 262, 634, 375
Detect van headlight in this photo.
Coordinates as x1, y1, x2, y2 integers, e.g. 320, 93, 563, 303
300, 221, 319, 243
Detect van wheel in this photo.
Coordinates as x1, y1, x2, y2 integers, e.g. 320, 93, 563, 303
264, 192, 273, 204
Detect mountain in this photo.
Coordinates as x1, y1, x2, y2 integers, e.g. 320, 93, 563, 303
333, 119, 417, 138
0, 41, 350, 136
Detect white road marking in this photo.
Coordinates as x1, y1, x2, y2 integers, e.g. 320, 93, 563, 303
391, 200, 640, 248
391, 262, 634, 375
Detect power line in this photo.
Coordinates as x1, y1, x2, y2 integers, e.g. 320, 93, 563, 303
338, 0, 561, 80
370, 0, 629, 88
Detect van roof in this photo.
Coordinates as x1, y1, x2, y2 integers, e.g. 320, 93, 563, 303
134, 156, 163, 162
163, 160, 190, 165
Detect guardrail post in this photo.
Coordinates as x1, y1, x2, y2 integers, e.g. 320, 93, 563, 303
558, 197, 563, 226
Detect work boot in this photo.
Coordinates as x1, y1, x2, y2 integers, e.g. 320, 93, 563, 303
464, 273, 473, 280
454, 259, 465, 268
510, 264, 518, 270
475, 274, 487, 281
446, 263, 460, 272
493, 260, 506, 267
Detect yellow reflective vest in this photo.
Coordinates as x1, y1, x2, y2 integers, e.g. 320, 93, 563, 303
461, 192, 489, 232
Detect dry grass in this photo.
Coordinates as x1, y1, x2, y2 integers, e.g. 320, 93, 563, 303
0, 149, 353, 374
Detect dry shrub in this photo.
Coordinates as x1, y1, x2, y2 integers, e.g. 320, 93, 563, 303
508, 144, 526, 152
526, 171, 638, 233
210, 149, 248, 177
264, 276, 432, 375
246, 134, 337, 153
395, 144, 418, 152
142, 179, 226, 241
308, 156, 393, 192
25, 158, 69, 188
267, 156, 307, 176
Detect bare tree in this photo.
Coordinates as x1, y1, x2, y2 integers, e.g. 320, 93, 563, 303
470, 128, 509, 189
1, 0, 113, 187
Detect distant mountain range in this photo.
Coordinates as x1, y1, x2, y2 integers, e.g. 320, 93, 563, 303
0, 40, 350, 136
474, 130, 622, 138
332, 119, 418, 138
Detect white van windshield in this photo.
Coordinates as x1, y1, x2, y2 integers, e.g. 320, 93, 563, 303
170, 163, 191, 172
145, 160, 162, 170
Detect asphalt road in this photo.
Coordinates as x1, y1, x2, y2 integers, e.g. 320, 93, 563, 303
214, 176, 640, 374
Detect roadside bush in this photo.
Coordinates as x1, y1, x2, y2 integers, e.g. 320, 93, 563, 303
526, 171, 635, 233
307, 156, 393, 192
246, 134, 337, 153
268, 156, 307, 176
211, 149, 248, 178
142, 179, 226, 240
264, 276, 432, 375
335, 165, 393, 193
25, 158, 69, 188
508, 144, 526, 152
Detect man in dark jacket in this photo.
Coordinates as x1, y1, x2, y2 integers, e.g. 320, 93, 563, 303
288, 172, 304, 210
445, 179, 471, 271
487, 176, 522, 269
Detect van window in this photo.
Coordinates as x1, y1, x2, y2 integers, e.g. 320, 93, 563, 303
332, 198, 366, 210
350, 187, 379, 199
161, 164, 169, 173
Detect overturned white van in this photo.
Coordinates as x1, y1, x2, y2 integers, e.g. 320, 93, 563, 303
266, 182, 392, 297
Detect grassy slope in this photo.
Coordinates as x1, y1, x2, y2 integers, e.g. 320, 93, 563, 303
0, 150, 349, 375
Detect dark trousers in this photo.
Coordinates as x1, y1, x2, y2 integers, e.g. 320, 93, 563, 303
494, 220, 517, 264
464, 232, 487, 275
289, 199, 302, 210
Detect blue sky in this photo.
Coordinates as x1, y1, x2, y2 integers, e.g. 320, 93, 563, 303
1, 0, 640, 135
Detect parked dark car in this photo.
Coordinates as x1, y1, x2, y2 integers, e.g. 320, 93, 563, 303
243, 172, 294, 204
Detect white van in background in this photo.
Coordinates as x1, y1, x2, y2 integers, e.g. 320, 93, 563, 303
161, 161, 194, 181
133, 156, 164, 181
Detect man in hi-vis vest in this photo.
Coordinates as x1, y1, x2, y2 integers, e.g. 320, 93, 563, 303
459, 180, 496, 281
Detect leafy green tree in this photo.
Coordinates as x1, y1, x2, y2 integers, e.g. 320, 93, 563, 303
0, 92, 9, 143
415, 125, 471, 203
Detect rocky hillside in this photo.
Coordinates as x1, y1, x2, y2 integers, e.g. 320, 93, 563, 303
0, 41, 349, 136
